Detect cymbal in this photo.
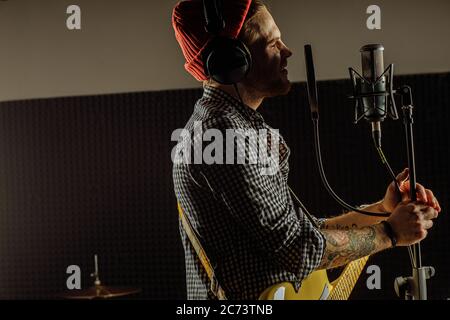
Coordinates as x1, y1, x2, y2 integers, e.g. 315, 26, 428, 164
61, 285, 141, 299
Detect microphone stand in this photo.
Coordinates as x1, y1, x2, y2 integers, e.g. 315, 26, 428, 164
305, 44, 436, 299
393, 86, 435, 300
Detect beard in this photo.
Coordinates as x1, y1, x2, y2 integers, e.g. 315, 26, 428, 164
268, 73, 292, 96
242, 65, 292, 98
243, 75, 292, 98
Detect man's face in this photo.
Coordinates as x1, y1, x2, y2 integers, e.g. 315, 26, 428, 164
241, 7, 293, 98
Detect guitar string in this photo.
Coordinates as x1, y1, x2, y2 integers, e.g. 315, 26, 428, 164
333, 258, 367, 300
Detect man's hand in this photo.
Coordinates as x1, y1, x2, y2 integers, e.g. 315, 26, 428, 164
318, 199, 439, 270
387, 201, 439, 246
380, 168, 441, 213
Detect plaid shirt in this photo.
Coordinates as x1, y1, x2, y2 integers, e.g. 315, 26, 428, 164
172, 86, 326, 300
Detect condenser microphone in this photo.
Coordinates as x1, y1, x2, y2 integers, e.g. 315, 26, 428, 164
349, 44, 398, 148
361, 44, 386, 147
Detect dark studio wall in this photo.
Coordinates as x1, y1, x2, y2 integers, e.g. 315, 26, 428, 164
0, 73, 449, 299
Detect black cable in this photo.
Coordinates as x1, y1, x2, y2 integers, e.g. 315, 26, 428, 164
288, 186, 320, 229
312, 119, 390, 217
233, 83, 243, 104
375, 147, 402, 194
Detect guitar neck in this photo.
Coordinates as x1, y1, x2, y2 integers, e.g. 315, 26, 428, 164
328, 256, 370, 300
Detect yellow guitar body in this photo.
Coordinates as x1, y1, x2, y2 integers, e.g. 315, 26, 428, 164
259, 256, 370, 300
259, 269, 332, 300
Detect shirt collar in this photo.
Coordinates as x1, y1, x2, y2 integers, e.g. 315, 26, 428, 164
202, 85, 265, 124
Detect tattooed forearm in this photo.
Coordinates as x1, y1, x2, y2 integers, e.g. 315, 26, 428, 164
318, 223, 391, 270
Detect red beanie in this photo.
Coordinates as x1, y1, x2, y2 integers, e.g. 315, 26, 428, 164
172, 0, 252, 81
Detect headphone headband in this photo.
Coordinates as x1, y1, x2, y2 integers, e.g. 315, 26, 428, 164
202, 0, 252, 84
203, 0, 225, 35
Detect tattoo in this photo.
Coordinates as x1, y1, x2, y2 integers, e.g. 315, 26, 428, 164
318, 224, 389, 269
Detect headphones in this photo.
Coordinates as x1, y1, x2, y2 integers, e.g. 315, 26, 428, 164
202, 0, 252, 85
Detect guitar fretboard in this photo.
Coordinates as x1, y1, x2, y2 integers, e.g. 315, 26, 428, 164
328, 256, 370, 300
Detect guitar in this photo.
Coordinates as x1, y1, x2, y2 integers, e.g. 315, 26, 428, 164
259, 256, 369, 300
178, 202, 369, 300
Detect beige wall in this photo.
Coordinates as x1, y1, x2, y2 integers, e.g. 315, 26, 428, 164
0, 0, 449, 102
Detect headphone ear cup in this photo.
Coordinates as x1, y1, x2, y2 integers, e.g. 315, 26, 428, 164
203, 37, 252, 85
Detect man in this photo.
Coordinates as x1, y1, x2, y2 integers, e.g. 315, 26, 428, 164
172, 0, 441, 300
